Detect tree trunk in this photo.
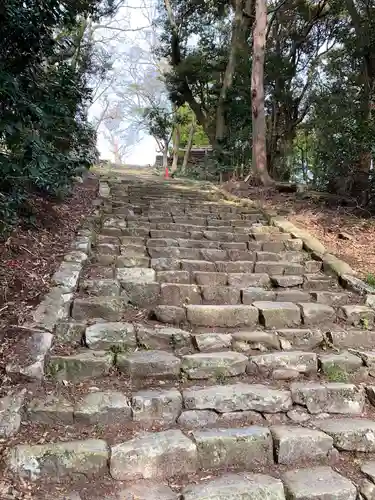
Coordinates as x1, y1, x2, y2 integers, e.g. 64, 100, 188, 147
251, 0, 274, 186
182, 119, 196, 173
171, 123, 180, 173
162, 146, 168, 169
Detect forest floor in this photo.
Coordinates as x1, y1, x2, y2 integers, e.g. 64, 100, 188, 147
222, 180, 375, 280
0, 175, 99, 333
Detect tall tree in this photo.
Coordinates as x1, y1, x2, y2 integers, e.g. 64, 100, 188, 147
251, 0, 273, 184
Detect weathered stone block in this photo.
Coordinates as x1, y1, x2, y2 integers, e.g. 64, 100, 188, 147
71, 297, 126, 321
194, 333, 232, 352
74, 391, 131, 424
291, 382, 365, 414
248, 351, 317, 376
156, 270, 190, 284
181, 352, 247, 379
182, 473, 286, 500
201, 285, 240, 305
277, 328, 324, 350
242, 288, 276, 304
186, 304, 258, 327
319, 351, 362, 374
216, 261, 255, 273
153, 305, 187, 324
116, 350, 181, 379
282, 466, 356, 500
228, 272, 270, 288
122, 282, 161, 307
84, 322, 136, 350
7, 439, 109, 480
27, 394, 73, 425
161, 283, 201, 306
339, 305, 375, 326
254, 301, 301, 328
177, 410, 219, 428
193, 426, 273, 469
271, 426, 333, 465
116, 267, 155, 283
318, 418, 375, 452
183, 383, 292, 413
194, 271, 227, 286
47, 351, 113, 381
0, 389, 27, 438
110, 430, 197, 480
131, 388, 182, 424
299, 303, 335, 326
181, 260, 216, 273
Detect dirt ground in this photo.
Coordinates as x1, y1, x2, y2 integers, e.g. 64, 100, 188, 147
0, 176, 99, 332
222, 181, 375, 279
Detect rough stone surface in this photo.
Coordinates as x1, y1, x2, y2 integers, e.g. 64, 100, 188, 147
47, 351, 113, 381
84, 322, 136, 350
339, 304, 375, 326
299, 303, 335, 325
183, 383, 292, 413
177, 410, 219, 428
291, 382, 365, 414
74, 391, 131, 424
317, 418, 375, 451
116, 350, 181, 379
122, 282, 161, 307
7, 439, 109, 480
154, 305, 187, 324
277, 328, 324, 350
361, 461, 375, 483
80, 279, 121, 297
27, 394, 73, 425
232, 331, 280, 351
71, 297, 126, 321
282, 466, 356, 500
110, 430, 197, 480
5, 328, 53, 380
115, 482, 178, 500
186, 304, 258, 327
131, 388, 182, 424
0, 389, 26, 438
182, 473, 286, 500
52, 262, 82, 293
254, 301, 301, 328
194, 333, 232, 352
247, 351, 317, 375
271, 426, 333, 465
181, 351, 247, 379
136, 325, 191, 353
116, 267, 155, 284
192, 426, 273, 469
319, 351, 362, 373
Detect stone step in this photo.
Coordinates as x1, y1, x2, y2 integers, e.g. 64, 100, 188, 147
6, 424, 361, 486
24, 380, 375, 432
155, 303, 334, 327
27, 468, 361, 499
146, 246, 306, 264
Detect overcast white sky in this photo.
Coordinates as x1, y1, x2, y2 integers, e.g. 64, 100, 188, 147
91, 0, 158, 165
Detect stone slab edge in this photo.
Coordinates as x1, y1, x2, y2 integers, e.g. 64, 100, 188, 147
210, 184, 375, 300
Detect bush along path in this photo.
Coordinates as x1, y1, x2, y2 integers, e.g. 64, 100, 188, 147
3, 171, 375, 499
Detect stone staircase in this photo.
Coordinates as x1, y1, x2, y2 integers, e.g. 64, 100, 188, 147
5, 174, 375, 499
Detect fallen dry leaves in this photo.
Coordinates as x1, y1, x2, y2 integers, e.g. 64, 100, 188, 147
222, 181, 375, 279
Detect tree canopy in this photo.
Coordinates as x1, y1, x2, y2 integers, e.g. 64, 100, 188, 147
151, 0, 375, 202
0, 0, 116, 233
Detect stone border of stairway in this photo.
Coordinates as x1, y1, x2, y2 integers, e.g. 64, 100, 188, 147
0, 184, 102, 435
214, 184, 375, 299
3, 179, 122, 389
